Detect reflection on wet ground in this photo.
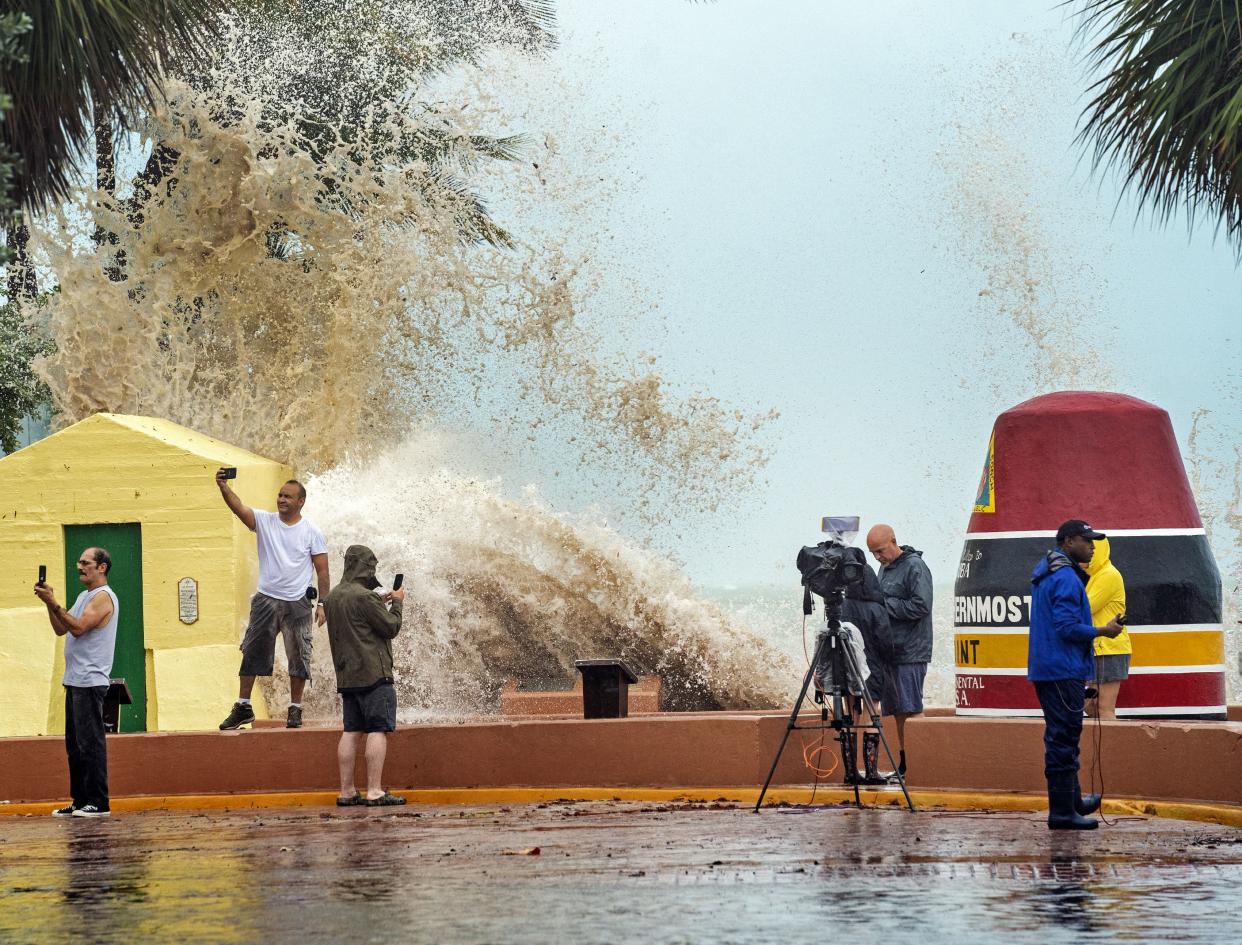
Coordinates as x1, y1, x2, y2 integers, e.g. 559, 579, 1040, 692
2, 801, 1240, 944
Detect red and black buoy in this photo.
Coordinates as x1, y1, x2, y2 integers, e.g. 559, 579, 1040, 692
954, 391, 1224, 719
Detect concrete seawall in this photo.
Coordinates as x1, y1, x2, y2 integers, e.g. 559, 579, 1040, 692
3, 711, 1240, 807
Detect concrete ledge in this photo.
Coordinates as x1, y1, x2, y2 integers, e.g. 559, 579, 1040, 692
1, 712, 1239, 809
498, 675, 662, 716
907, 715, 1242, 804
3, 787, 1241, 828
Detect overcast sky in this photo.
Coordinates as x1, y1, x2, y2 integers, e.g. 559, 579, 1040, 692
468, 0, 1242, 595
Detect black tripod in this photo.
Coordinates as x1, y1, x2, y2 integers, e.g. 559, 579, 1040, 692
754, 589, 915, 812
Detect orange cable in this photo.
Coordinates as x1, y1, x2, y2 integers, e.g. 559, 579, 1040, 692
801, 731, 838, 780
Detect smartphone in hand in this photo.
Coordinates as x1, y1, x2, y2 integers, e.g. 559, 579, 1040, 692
219, 467, 238, 480
37, 564, 46, 586
392, 573, 404, 591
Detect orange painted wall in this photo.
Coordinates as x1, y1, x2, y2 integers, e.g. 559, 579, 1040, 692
1, 712, 1239, 805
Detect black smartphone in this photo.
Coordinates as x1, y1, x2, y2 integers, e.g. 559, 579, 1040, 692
306, 586, 317, 602
37, 564, 46, 586
392, 573, 404, 591
220, 467, 238, 479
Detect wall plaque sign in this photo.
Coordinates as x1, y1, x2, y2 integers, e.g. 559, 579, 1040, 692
178, 577, 199, 625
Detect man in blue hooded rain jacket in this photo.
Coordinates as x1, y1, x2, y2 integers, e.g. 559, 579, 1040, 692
1029, 519, 1125, 830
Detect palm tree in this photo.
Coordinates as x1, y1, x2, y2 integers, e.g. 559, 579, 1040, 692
0, 11, 29, 245
1076, 0, 1242, 248
0, 2, 218, 451
0, 0, 221, 215
155, 0, 557, 249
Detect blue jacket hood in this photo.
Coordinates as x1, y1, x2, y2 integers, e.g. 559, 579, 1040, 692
1031, 550, 1084, 586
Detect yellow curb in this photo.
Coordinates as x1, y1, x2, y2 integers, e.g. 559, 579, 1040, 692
2, 786, 1239, 828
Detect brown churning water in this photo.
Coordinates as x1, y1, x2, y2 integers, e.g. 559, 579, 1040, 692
27, 6, 790, 716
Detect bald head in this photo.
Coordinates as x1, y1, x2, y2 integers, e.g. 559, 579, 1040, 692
866, 524, 902, 567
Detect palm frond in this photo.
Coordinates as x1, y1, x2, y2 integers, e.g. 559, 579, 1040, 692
1075, 0, 1242, 248
1, 0, 222, 212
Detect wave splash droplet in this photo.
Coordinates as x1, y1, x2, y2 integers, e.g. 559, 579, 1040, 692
28, 8, 785, 714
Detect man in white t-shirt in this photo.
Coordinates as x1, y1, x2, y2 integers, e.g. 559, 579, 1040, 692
217, 471, 329, 730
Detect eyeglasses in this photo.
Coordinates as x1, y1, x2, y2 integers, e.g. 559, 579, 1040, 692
76, 559, 95, 567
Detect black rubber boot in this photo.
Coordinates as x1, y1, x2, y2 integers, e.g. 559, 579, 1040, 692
1047, 772, 1098, 830
840, 730, 859, 784
862, 732, 886, 785
1075, 782, 1102, 816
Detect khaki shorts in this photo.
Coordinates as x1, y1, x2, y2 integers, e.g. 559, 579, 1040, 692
238, 592, 314, 679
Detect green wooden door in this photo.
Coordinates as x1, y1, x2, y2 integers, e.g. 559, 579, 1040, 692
63, 524, 146, 732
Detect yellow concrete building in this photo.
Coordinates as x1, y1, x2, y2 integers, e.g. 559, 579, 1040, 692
0, 413, 292, 736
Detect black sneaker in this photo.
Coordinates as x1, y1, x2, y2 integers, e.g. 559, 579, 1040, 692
52, 805, 76, 817
219, 701, 256, 730
71, 805, 110, 818
286, 705, 303, 729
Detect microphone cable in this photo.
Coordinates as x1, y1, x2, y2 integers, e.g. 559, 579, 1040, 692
1088, 657, 1115, 826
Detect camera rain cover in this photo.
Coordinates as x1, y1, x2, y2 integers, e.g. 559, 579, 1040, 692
796, 542, 867, 597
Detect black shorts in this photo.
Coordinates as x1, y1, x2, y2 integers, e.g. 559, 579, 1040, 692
863, 655, 886, 705
341, 682, 397, 733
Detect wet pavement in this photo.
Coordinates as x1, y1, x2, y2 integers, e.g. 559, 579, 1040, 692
2, 800, 1241, 944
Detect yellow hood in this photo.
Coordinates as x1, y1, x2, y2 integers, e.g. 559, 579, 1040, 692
1085, 537, 1111, 577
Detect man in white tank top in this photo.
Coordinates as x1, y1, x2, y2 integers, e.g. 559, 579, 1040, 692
216, 471, 330, 730
35, 547, 120, 818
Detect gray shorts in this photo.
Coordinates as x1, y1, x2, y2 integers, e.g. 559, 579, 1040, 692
1092, 654, 1131, 684
342, 682, 397, 733
239, 592, 313, 679
882, 662, 927, 716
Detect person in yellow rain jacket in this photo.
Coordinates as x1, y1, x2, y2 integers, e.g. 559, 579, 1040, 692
1085, 537, 1129, 719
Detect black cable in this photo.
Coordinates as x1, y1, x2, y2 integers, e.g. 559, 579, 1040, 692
1089, 655, 1115, 827
1046, 674, 1111, 826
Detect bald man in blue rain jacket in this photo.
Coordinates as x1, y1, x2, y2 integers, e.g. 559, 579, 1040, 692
1028, 519, 1126, 830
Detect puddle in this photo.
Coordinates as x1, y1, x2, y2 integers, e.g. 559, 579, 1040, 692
0, 802, 1238, 944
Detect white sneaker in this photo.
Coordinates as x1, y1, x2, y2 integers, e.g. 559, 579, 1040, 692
71, 805, 111, 818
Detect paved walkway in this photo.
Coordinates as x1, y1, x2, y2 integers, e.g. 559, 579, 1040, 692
3, 800, 1240, 944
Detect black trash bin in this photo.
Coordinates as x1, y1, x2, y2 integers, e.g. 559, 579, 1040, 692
103, 679, 133, 733
574, 659, 639, 719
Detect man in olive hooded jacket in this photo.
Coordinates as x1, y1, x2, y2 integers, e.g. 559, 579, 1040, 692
325, 545, 405, 806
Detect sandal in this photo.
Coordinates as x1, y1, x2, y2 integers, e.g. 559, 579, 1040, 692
335, 793, 364, 807
365, 792, 407, 807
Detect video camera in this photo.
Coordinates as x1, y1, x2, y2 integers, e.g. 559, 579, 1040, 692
796, 516, 866, 605
796, 542, 866, 599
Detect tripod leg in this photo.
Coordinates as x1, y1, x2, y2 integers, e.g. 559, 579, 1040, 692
754, 635, 826, 813
841, 639, 916, 813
